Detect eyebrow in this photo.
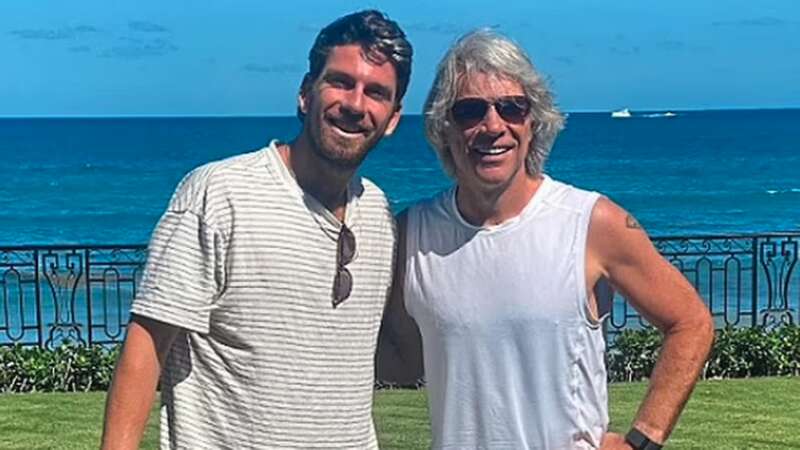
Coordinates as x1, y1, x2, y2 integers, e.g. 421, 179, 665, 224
324, 69, 395, 99
323, 71, 353, 83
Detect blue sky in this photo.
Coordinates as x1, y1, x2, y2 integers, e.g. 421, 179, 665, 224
2, 0, 799, 116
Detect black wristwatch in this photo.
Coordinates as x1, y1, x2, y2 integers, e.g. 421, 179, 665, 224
625, 427, 663, 450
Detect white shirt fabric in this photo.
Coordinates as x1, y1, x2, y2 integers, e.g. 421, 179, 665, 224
404, 175, 608, 450
132, 141, 395, 449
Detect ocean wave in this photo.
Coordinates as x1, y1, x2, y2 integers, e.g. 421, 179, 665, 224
765, 188, 800, 195
642, 113, 679, 118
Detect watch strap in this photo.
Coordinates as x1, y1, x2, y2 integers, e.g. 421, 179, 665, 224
625, 427, 663, 450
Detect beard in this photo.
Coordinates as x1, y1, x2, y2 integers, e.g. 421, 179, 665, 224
306, 116, 385, 170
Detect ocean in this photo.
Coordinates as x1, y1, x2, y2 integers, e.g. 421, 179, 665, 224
1, 109, 799, 246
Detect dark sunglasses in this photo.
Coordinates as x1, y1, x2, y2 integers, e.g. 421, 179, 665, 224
450, 96, 532, 128
332, 224, 356, 308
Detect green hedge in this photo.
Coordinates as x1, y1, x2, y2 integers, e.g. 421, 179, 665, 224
2, 325, 799, 392
0, 343, 119, 393
607, 325, 800, 382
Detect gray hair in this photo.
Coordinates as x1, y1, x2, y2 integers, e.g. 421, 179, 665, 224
423, 29, 564, 178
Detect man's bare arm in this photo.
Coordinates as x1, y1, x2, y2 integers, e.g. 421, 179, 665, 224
588, 198, 714, 446
375, 211, 424, 385
101, 315, 179, 450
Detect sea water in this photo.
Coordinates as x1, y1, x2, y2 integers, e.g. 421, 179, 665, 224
1, 110, 798, 246
1, 110, 798, 344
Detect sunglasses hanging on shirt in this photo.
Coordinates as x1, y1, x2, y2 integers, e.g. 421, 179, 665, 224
332, 224, 356, 308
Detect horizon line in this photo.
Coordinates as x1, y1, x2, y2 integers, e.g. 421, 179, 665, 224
1, 106, 799, 119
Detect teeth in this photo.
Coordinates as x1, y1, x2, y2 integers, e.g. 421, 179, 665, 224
333, 124, 363, 136
474, 147, 509, 155
328, 118, 365, 135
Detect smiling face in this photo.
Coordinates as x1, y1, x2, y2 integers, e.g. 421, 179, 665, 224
445, 72, 534, 193
299, 44, 401, 170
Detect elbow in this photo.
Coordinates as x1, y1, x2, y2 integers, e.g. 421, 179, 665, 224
682, 305, 715, 356
699, 308, 715, 354
665, 304, 715, 353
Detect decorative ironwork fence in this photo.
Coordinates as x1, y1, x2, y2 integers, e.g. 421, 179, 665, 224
2, 233, 798, 347
1, 245, 146, 347
606, 233, 799, 336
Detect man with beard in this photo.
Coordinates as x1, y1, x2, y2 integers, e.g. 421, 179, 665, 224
102, 10, 412, 449
378, 30, 713, 449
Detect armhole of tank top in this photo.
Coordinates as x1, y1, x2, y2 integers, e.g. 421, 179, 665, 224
401, 205, 417, 317
576, 192, 604, 329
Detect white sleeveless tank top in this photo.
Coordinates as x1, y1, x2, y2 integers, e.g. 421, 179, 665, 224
404, 175, 608, 450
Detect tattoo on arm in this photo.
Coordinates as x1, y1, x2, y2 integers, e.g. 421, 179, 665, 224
626, 214, 643, 230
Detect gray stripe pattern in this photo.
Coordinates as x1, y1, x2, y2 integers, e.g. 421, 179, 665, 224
132, 141, 395, 449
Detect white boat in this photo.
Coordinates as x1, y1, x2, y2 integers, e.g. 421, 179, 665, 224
611, 108, 632, 118
663, 111, 677, 117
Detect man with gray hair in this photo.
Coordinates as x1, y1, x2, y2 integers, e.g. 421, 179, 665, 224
378, 30, 713, 449
103, 10, 411, 449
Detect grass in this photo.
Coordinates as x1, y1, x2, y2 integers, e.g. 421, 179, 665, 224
1, 377, 798, 449
0, 393, 159, 450
607, 378, 800, 449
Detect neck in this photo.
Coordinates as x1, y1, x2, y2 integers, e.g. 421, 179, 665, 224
281, 136, 355, 222
455, 173, 544, 227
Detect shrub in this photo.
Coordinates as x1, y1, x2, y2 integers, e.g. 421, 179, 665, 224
606, 327, 663, 382
2, 325, 798, 393
0, 343, 120, 393
706, 325, 800, 378
772, 325, 800, 376
607, 325, 800, 382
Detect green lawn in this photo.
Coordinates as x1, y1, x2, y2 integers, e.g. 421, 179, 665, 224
1, 377, 798, 449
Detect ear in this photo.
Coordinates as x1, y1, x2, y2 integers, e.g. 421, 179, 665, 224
298, 74, 311, 115
383, 104, 403, 137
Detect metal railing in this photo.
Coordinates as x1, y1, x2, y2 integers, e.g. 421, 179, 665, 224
1, 245, 146, 347
606, 233, 799, 336
2, 233, 798, 347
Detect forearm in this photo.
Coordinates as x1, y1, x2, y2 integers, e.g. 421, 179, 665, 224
101, 318, 174, 449
101, 357, 160, 449
631, 313, 714, 443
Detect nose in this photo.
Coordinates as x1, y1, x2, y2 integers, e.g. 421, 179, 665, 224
481, 103, 505, 134
340, 89, 366, 118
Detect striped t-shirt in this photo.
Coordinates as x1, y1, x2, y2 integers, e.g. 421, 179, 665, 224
131, 141, 396, 449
